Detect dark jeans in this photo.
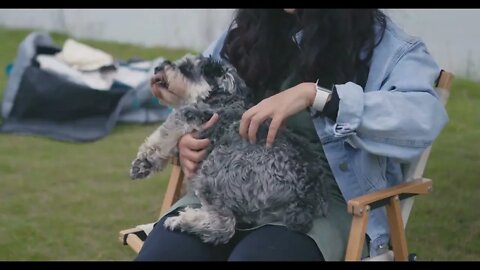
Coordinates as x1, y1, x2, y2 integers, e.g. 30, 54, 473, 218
135, 213, 325, 261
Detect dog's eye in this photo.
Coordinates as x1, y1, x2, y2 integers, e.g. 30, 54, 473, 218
179, 61, 193, 72
178, 61, 195, 79
201, 58, 224, 78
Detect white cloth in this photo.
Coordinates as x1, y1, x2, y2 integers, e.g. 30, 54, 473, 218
36, 55, 115, 90
56, 39, 114, 71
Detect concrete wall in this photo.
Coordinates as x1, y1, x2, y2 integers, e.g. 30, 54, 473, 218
386, 9, 480, 80
0, 9, 235, 50
0, 9, 478, 80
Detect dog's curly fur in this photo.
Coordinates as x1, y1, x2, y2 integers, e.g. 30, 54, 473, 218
130, 55, 331, 245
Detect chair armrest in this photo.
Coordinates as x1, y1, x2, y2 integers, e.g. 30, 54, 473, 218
119, 227, 147, 254
119, 227, 148, 244
347, 178, 432, 216
345, 178, 432, 261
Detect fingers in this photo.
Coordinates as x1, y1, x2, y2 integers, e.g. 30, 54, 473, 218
191, 138, 210, 151
181, 159, 197, 179
266, 117, 283, 148
179, 134, 210, 151
181, 149, 208, 163
180, 149, 207, 179
202, 113, 219, 130
178, 133, 211, 179
240, 104, 276, 144
247, 113, 269, 144
239, 106, 259, 140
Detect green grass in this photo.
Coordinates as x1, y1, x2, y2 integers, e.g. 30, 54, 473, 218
407, 78, 480, 260
0, 28, 193, 261
0, 27, 479, 261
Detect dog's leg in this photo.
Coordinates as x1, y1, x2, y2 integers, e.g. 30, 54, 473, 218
178, 102, 216, 128
164, 206, 236, 245
130, 110, 194, 179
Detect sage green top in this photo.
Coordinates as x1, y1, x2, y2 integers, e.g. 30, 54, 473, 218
160, 70, 368, 261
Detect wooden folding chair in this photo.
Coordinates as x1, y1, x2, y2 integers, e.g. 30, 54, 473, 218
119, 70, 454, 261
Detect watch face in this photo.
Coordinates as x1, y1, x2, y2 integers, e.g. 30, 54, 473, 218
316, 80, 332, 94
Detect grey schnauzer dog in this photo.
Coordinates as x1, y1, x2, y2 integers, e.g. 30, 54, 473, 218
129, 55, 330, 245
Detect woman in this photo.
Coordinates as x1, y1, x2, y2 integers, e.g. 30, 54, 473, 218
136, 9, 448, 261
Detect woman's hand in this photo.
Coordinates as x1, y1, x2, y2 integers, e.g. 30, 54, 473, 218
239, 82, 317, 147
178, 113, 220, 179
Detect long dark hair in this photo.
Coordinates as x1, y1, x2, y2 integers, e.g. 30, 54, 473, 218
221, 9, 386, 97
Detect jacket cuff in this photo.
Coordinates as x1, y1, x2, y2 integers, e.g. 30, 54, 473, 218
332, 82, 364, 137
322, 86, 340, 121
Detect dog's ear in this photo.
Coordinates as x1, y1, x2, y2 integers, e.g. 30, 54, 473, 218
201, 56, 226, 78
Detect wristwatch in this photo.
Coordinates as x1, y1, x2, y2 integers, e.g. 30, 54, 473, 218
311, 79, 332, 112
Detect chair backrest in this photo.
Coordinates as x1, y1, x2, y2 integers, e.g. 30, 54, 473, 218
400, 70, 454, 226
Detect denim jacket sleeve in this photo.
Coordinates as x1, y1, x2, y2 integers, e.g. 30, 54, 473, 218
333, 40, 448, 161
201, 31, 228, 59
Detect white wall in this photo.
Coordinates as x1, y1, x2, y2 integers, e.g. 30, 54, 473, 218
0, 9, 479, 80
0, 9, 235, 50
386, 9, 480, 80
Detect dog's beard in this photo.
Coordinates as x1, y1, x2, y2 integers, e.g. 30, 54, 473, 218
153, 69, 191, 107
153, 57, 238, 107
153, 85, 183, 107
164, 79, 213, 107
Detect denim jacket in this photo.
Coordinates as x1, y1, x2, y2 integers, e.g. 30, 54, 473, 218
202, 16, 448, 257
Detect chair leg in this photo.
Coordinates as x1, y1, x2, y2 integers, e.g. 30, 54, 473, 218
345, 206, 370, 261
386, 195, 408, 261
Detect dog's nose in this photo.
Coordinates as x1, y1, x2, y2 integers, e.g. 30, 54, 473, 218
154, 60, 172, 74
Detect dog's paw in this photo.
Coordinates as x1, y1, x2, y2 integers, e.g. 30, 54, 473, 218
130, 158, 153, 180
164, 216, 182, 231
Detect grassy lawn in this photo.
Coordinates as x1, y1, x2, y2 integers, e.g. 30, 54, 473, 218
406, 78, 480, 260
0, 27, 478, 261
